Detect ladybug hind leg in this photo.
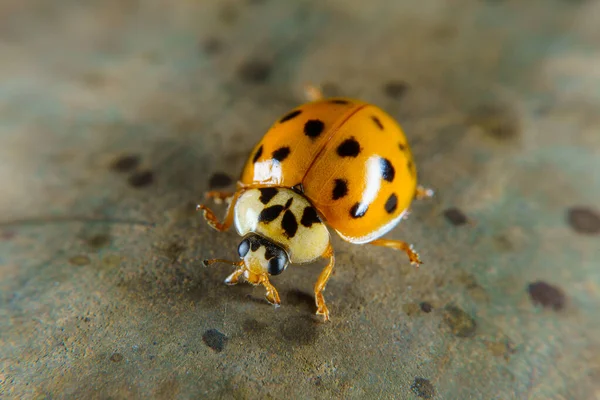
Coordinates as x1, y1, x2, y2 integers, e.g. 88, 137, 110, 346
197, 190, 240, 232
369, 238, 422, 267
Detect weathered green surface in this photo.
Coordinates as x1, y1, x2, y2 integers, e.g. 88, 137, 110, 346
1, 1, 599, 399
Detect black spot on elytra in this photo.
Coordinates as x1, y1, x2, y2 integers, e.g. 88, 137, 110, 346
385, 193, 398, 214
284, 197, 293, 209
337, 137, 361, 157
208, 172, 233, 189
420, 302, 433, 313
398, 142, 406, 151
237, 59, 271, 83
443, 305, 477, 338
444, 208, 467, 226
258, 205, 284, 223
300, 206, 321, 227
272, 147, 290, 162
304, 119, 325, 139
380, 158, 395, 182
279, 110, 302, 123
252, 145, 263, 163
383, 81, 409, 99
128, 170, 154, 188
407, 160, 416, 176
329, 99, 349, 105
567, 206, 600, 235
281, 210, 298, 238
411, 377, 435, 399
371, 116, 384, 130
350, 202, 368, 218
528, 281, 566, 311
202, 329, 228, 352
258, 187, 278, 204
110, 154, 140, 173
109, 353, 123, 362
332, 178, 348, 200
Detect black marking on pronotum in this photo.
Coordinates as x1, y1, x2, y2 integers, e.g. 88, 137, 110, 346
279, 110, 302, 123
258, 205, 284, 223
385, 193, 398, 214
259, 187, 278, 204
380, 158, 395, 182
272, 147, 290, 162
281, 210, 298, 238
350, 202, 368, 218
300, 206, 321, 227
252, 145, 263, 163
371, 116, 384, 130
332, 178, 348, 200
337, 137, 361, 157
304, 119, 325, 139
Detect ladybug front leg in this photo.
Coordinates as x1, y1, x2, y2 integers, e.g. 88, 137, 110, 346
415, 185, 434, 200
197, 190, 241, 232
314, 244, 335, 322
368, 238, 423, 267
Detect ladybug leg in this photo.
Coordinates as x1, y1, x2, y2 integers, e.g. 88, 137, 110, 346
415, 186, 434, 200
368, 239, 422, 268
303, 83, 324, 102
205, 190, 235, 205
197, 190, 241, 232
314, 244, 335, 322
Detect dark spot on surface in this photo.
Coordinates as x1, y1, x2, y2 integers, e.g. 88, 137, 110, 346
110, 154, 140, 173
337, 138, 361, 157
301, 206, 321, 227
161, 241, 186, 262
252, 145, 263, 163
383, 81, 409, 99
86, 234, 111, 249
411, 377, 435, 399
242, 319, 268, 333
69, 255, 91, 266
0, 230, 16, 241
567, 207, 600, 235
286, 290, 314, 310
110, 353, 123, 362
237, 59, 271, 83
420, 302, 433, 313
304, 119, 325, 138
128, 170, 154, 188
280, 316, 318, 345
469, 104, 520, 141
332, 179, 349, 200
258, 187, 278, 204
208, 172, 233, 189
528, 281, 566, 311
281, 210, 298, 238
202, 37, 223, 55
403, 303, 420, 316
202, 329, 228, 352
279, 109, 302, 123
329, 99, 349, 105
350, 202, 368, 218
218, 3, 238, 24
371, 116, 384, 130
272, 147, 290, 162
444, 208, 467, 226
385, 193, 398, 214
258, 205, 284, 223
443, 305, 477, 337
380, 158, 395, 182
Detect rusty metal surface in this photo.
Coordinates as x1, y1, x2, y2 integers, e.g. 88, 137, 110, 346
1, 1, 599, 398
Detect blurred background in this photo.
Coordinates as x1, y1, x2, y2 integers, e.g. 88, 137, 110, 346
1, 0, 599, 398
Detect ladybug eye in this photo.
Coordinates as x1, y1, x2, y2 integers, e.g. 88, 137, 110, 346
237, 239, 250, 258
268, 253, 288, 276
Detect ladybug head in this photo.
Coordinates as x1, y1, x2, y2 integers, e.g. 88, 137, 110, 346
236, 234, 289, 276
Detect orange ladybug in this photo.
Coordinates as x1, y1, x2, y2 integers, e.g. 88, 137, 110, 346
198, 85, 433, 321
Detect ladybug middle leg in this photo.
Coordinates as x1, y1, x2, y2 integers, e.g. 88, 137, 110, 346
314, 244, 335, 322
368, 238, 423, 267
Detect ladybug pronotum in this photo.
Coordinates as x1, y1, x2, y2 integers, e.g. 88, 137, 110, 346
198, 85, 433, 321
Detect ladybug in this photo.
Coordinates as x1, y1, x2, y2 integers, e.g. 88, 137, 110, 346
198, 85, 433, 321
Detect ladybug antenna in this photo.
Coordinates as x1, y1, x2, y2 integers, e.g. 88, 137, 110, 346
202, 258, 243, 268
